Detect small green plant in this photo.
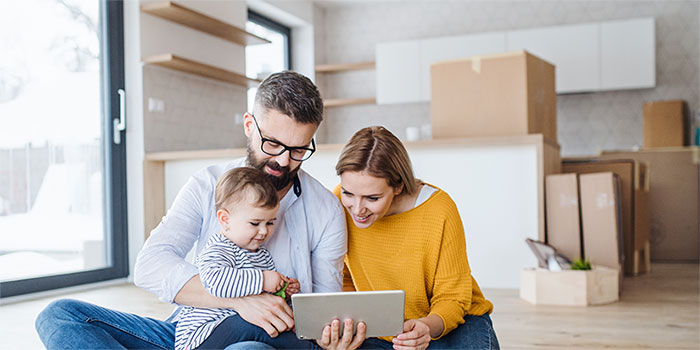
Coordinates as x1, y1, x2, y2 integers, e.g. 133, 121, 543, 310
570, 258, 592, 270
273, 281, 289, 298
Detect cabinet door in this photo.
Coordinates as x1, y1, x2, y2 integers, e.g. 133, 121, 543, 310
419, 32, 507, 101
600, 18, 655, 90
376, 41, 422, 104
507, 23, 600, 93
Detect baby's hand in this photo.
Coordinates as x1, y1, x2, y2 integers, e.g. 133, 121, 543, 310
286, 277, 300, 296
262, 270, 286, 293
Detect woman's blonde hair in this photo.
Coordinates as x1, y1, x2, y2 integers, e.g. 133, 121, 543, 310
214, 167, 279, 211
335, 126, 419, 195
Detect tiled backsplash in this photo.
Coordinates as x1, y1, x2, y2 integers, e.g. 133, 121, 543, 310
315, 1, 699, 156
143, 65, 248, 153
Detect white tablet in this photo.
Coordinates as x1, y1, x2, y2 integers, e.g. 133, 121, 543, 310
291, 290, 405, 340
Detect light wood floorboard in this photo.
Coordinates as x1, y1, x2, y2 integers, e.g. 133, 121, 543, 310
1, 264, 697, 349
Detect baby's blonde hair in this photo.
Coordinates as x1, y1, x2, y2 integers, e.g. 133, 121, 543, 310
214, 167, 278, 211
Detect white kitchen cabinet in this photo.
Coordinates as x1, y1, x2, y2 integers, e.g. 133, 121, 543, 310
376, 41, 422, 104
419, 32, 507, 100
600, 18, 655, 91
506, 23, 600, 94
377, 33, 506, 105
375, 17, 655, 105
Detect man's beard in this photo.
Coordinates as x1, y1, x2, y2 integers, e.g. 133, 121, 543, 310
246, 143, 300, 191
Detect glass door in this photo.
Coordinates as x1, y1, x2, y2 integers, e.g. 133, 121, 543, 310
0, 0, 127, 298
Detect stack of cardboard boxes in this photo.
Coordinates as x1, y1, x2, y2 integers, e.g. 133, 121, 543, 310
430, 50, 635, 306
599, 100, 699, 263
556, 159, 651, 277
599, 148, 699, 263
542, 99, 699, 305
552, 99, 698, 265
430, 50, 698, 306
431, 51, 617, 306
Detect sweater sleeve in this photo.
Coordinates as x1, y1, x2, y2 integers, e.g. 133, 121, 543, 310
428, 197, 472, 339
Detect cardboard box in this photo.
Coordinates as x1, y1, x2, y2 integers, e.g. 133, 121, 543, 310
545, 174, 582, 260
520, 266, 619, 306
431, 51, 557, 142
600, 148, 699, 262
643, 100, 688, 148
579, 173, 624, 281
562, 159, 650, 275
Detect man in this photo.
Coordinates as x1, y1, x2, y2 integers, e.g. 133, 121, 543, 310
36, 71, 347, 349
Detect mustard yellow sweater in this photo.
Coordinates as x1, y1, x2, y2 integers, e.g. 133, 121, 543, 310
334, 185, 493, 339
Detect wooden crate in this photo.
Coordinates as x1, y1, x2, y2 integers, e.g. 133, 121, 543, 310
520, 266, 619, 306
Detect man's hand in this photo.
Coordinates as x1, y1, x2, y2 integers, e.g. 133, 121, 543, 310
317, 318, 366, 350
230, 293, 295, 337
392, 319, 432, 350
262, 270, 287, 293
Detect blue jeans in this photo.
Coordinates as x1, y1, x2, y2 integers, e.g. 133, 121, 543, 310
35, 299, 306, 350
197, 314, 316, 349
360, 314, 499, 350
225, 342, 275, 350
225, 314, 499, 350
35, 299, 176, 349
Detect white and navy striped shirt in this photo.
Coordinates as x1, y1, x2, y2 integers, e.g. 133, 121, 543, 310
174, 232, 276, 350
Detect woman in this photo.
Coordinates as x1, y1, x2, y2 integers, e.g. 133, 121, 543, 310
319, 126, 499, 350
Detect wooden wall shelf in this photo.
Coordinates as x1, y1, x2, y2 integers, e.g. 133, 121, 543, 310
324, 97, 376, 107
142, 54, 260, 88
141, 1, 270, 46
316, 61, 375, 73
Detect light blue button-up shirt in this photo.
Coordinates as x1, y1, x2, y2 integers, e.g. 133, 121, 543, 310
134, 158, 347, 314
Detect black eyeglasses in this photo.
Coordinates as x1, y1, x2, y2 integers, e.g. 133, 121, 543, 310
251, 114, 316, 161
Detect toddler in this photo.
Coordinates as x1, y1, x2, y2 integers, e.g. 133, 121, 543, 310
174, 167, 314, 350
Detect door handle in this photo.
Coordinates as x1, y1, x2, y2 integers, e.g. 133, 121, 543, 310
113, 88, 126, 144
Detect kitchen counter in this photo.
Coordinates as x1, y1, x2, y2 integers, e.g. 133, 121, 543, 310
143, 134, 560, 288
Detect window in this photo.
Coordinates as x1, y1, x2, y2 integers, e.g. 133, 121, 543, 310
245, 10, 291, 110
0, 0, 127, 297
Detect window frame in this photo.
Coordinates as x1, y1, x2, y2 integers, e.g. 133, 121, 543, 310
0, 0, 128, 298
248, 9, 292, 70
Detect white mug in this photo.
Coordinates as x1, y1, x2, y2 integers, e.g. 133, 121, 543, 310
405, 126, 420, 142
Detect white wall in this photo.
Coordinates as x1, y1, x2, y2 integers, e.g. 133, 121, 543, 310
125, 0, 145, 281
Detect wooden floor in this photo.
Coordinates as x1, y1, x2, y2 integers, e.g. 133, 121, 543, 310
491, 263, 699, 349
1, 263, 698, 349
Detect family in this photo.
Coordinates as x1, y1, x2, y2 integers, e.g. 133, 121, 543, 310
35, 71, 499, 350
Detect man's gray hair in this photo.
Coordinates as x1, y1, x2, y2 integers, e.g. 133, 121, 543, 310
254, 71, 324, 125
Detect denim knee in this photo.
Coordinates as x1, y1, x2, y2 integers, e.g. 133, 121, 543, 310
36, 299, 83, 335
224, 341, 276, 350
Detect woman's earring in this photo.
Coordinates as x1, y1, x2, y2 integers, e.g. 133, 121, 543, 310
225, 226, 230, 232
